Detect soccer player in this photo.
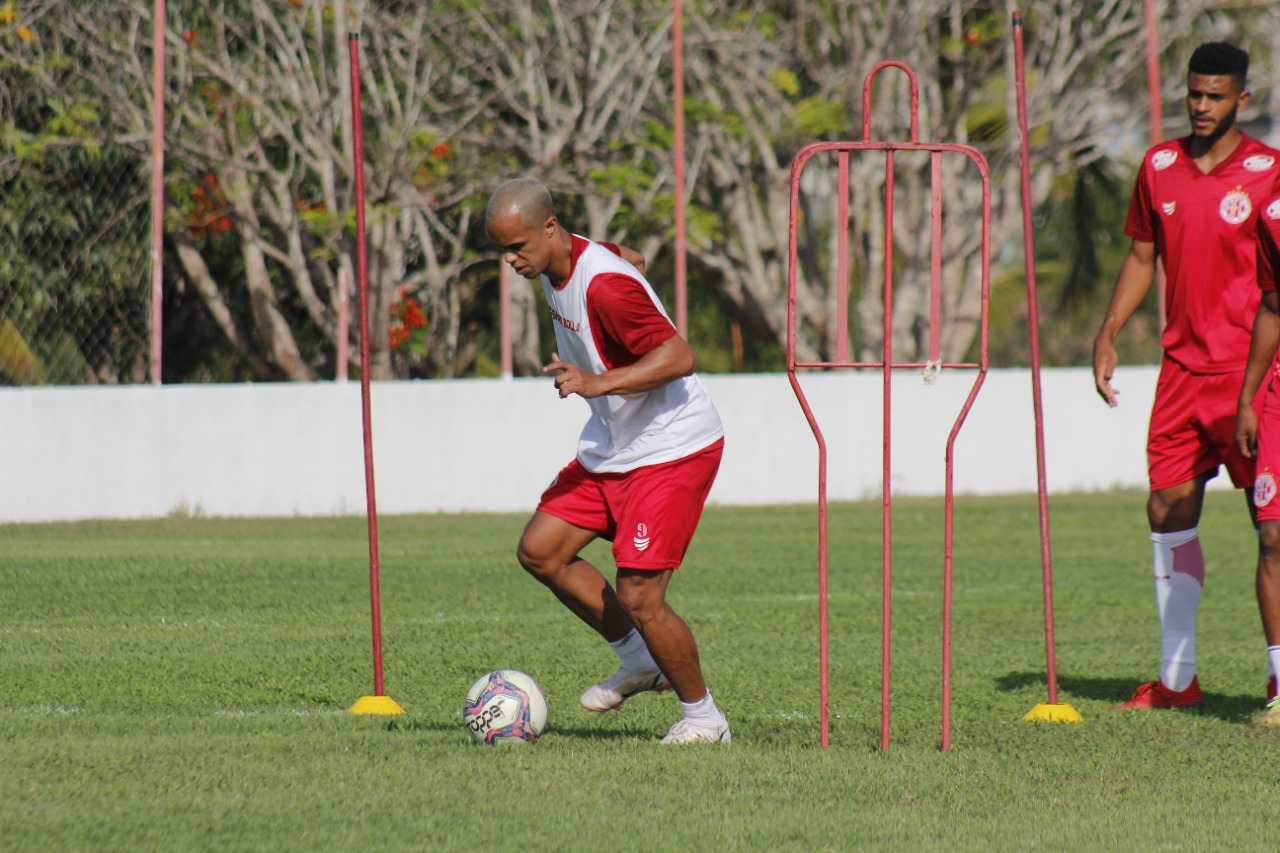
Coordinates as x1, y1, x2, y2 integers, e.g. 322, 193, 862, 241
1092, 42, 1280, 710
1234, 192, 1280, 726
484, 177, 730, 744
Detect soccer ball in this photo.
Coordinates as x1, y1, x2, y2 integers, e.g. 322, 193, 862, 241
463, 669, 548, 745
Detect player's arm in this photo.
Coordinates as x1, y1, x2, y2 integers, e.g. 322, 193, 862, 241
598, 241, 646, 274
1091, 238, 1157, 407
544, 337, 694, 399
1236, 292, 1280, 458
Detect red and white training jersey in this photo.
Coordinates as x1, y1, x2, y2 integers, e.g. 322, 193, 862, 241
541, 235, 723, 473
1125, 133, 1280, 373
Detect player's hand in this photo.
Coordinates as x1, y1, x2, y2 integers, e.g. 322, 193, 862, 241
1237, 403, 1260, 459
543, 352, 603, 399
1092, 335, 1120, 408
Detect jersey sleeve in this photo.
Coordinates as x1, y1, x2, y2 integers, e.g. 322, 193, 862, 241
1259, 205, 1280, 293
586, 274, 677, 360
598, 241, 623, 257
1123, 161, 1155, 243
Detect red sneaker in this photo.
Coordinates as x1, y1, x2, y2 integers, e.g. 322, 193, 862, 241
1113, 677, 1204, 710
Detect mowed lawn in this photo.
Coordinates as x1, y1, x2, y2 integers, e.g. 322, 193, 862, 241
2, 492, 1277, 851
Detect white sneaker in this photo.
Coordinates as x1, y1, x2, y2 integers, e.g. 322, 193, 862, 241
579, 666, 670, 713
659, 715, 731, 745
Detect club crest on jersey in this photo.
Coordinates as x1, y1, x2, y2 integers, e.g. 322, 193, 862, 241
633, 522, 651, 552
1267, 199, 1280, 220
1256, 472, 1277, 508
1244, 154, 1276, 172
1219, 188, 1252, 225
1161, 201, 1176, 216
1151, 150, 1177, 171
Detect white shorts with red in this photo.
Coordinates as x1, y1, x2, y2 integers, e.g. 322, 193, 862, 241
536, 438, 723, 570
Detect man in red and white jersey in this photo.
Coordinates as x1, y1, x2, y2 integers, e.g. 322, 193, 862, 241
1093, 42, 1280, 710
485, 177, 730, 744
1234, 191, 1280, 726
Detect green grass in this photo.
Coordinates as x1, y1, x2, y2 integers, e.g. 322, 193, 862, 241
2, 492, 1277, 851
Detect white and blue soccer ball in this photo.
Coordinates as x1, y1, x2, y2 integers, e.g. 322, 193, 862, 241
463, 669, 548, 745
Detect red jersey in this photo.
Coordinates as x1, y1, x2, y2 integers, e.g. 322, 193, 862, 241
1125, 133, 1280, 373
1258, 195, 1280, 295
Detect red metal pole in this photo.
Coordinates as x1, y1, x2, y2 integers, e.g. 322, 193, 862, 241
834, 153, 850, 362
350, 33, 386, 698
881, 149, 894, 753
336, 266, 349, 380
929, 153, 943, 364
500, 262, 513, 378
785, 149, 829, 749
672, 0, 687, 337
148, 0, 165, 384
1012, 12, 1060, 707
1145, 0, 1167, 331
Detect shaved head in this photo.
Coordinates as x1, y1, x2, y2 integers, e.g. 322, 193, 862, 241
485, 178, 555, 232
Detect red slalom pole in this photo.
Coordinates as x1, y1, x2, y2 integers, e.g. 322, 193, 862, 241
347, 32, 402, 717
1144, 0, 1167, 331
672, 0, 688, 337
1011, 11, 1079, 725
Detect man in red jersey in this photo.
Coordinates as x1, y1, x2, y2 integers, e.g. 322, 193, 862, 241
1234, 192, 1280, 726
1093, 42, 1280, 710
485, 178, 730, 744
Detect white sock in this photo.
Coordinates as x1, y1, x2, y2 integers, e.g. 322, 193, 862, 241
1268, 646, 1280, 693
609, 629, 657, 672
680, 690, 723, 723
1151, 527, 1204, 692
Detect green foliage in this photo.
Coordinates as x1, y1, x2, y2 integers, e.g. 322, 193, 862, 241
787, 96, 847, 140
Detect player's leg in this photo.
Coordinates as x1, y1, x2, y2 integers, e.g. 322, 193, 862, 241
1249, 382, 1280, 723
1256, 519, 1280, 724
1119, 358, 1210, 709
614, 568, 727, 744
516, 511, 634, 641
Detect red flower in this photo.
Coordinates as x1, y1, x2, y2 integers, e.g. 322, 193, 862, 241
181, 29, 196, 44
431, 141, 451, 159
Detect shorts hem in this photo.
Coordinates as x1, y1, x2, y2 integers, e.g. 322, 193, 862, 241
615, 561, 680, 571
535, 505, 610, 536
1148, 466, 1220, 493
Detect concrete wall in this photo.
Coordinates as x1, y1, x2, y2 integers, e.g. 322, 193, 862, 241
0, 366, 1175, 523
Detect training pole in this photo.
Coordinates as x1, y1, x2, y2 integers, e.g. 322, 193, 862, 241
1011, 11, 1080, 725
1144, 0, 1167, 331
148, 0, 165, 384
347, 33, 403, 717
672, 0, 687, 337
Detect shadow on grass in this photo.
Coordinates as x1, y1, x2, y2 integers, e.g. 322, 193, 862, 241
383, 718, 641, 740
995, 671, 1261, 723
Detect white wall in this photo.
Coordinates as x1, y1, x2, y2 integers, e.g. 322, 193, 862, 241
0, 366, 1176, 523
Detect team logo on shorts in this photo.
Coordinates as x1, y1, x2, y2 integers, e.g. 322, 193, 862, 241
1151, 150, 1178, 171
1267, 199, 1280, 220
1220, 188, 1252, 225
633, 522, 651, 552
1256, 472, 1277, 508
1244, 155, 1276, 172
1161, 201, 1176, 216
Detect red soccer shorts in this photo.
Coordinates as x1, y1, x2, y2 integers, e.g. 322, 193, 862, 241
1252, 377, 1280, 521
1147, 356, 1257, 491
536, 438, 724, 570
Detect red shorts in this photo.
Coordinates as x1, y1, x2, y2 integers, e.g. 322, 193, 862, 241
1147, 357, 1257, 491
536, 438, 723, 570
1253, 377, 1280, 521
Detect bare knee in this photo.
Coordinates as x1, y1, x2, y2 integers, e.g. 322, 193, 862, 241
516, 535, 564, 582
616, 581, 664, 627
1259, 523, 1280, 565
1148, 483, 1203, 532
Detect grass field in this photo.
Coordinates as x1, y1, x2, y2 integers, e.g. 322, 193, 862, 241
2, 491, 1277, 851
